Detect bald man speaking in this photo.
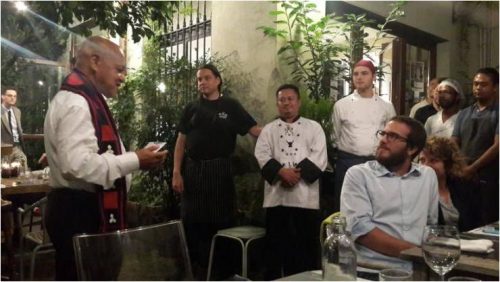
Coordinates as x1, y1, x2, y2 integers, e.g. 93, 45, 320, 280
43, 36, 167, 280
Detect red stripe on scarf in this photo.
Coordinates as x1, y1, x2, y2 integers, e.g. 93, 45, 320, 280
101, 125, 115, 142
103, 191, 119, 209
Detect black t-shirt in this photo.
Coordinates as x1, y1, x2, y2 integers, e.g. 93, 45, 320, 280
178, 96, 257, 160
414, 104, 437, 125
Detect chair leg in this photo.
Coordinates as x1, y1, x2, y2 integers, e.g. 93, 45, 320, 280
231, 239, 245, 278
30, 246, 40, 281
19, 239, 25, 281
242, 244, 247, 278
206, 235, 218, 281
29, 245, 54, 281
243, 237, 262, 278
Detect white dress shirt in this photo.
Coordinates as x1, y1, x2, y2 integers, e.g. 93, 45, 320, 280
424, 110, 460, 138
332, 91, 396, 156
255, 117, 328, 210
44, 90, 139, 193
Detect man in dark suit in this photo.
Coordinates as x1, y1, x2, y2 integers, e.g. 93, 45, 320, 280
1, 88, 27, 168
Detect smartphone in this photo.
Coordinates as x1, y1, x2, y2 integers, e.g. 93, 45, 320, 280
146, 142, 166, 153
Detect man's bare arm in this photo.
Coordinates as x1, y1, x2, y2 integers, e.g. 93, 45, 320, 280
172, 133, 186, 193
248, 125, 262, 138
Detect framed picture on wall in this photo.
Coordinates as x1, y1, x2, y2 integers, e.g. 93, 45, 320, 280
411, 61, 425, 90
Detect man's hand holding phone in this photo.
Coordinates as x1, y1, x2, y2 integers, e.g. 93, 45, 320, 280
137, 142, 168, 169
145, 142, 167, 153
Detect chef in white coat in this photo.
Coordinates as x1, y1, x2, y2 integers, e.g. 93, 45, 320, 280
255, 84, 327, 280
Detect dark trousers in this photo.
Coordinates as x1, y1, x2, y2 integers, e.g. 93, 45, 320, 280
333, 150, 374, 212
479, 175, 499, 225
45, 189, 100, 281
264, 206, 320, 280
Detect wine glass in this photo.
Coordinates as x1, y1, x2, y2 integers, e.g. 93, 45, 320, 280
422, 225, 461, 281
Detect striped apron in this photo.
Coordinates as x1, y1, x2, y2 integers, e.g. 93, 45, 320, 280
181, 157, 235, 224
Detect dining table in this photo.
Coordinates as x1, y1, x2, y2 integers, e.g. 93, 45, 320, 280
1, 173, 51, 279
277, 269, 372, 281
1, 175, 51, 197
400, 222, 499, 280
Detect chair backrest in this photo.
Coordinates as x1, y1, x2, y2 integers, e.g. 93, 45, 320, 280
17, 196, 50, 245
72, 220, 193, 281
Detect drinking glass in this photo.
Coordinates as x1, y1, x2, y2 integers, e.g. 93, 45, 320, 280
448, 276, 480, 281
422, 225, 461, 281
379, 268, 413, 281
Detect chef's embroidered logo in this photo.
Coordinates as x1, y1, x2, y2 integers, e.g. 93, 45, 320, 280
218, 112, 228, 119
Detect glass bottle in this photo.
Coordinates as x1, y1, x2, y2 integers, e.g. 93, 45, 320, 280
322, 216, 357, 281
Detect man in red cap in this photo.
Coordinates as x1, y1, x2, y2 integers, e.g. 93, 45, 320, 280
331, 59, 396, 212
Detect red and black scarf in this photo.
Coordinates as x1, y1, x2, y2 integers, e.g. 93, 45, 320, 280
60, 69, 127, 232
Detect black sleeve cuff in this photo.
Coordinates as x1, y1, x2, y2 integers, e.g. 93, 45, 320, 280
261, 159, 283, 184
296, 158, 322, 183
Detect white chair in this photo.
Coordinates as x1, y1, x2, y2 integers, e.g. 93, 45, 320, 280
17, 196, 54, 281
72, 220, 193, 281
206, 225, 266, 280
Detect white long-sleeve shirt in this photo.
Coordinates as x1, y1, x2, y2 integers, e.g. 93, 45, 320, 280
44, 90, 139, 193
255, 117, 328, 209
332, 91, 396, 156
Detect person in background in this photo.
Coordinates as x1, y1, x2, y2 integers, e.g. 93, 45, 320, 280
44, 36, 167, 280
420, 136, 481, 231
341, 116, 438, 269
1, 88, 28, 169
452, 67, 499, 225
409, 77, 439, 118
414, 77, 447, 125
255, 84, 327, 279
331, 59, 396, 213
424, 79, 463, 138
172, 64, 261, 279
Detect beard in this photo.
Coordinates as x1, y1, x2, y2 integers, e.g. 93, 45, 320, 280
438, 97, 456, 109
376, 146, 407, 169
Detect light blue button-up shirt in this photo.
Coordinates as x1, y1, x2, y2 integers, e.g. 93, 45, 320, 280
340, 160, 439, 269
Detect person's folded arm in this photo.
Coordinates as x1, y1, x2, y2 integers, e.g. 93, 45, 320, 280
340, 166, 415, 258
255, 125, 282, 184
248, 125, 262, 138
56, 96, 139, 189
466, 134, 499, 175
296, 122, 328, 183
356, 228, 417, 258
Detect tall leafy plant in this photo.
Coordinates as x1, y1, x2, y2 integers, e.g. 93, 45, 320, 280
258, 0, 405, 101
113, 37, 264, 225
111, 37, 192, 212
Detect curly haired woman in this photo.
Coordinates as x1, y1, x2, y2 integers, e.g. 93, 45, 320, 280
420, 136, 482, 231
